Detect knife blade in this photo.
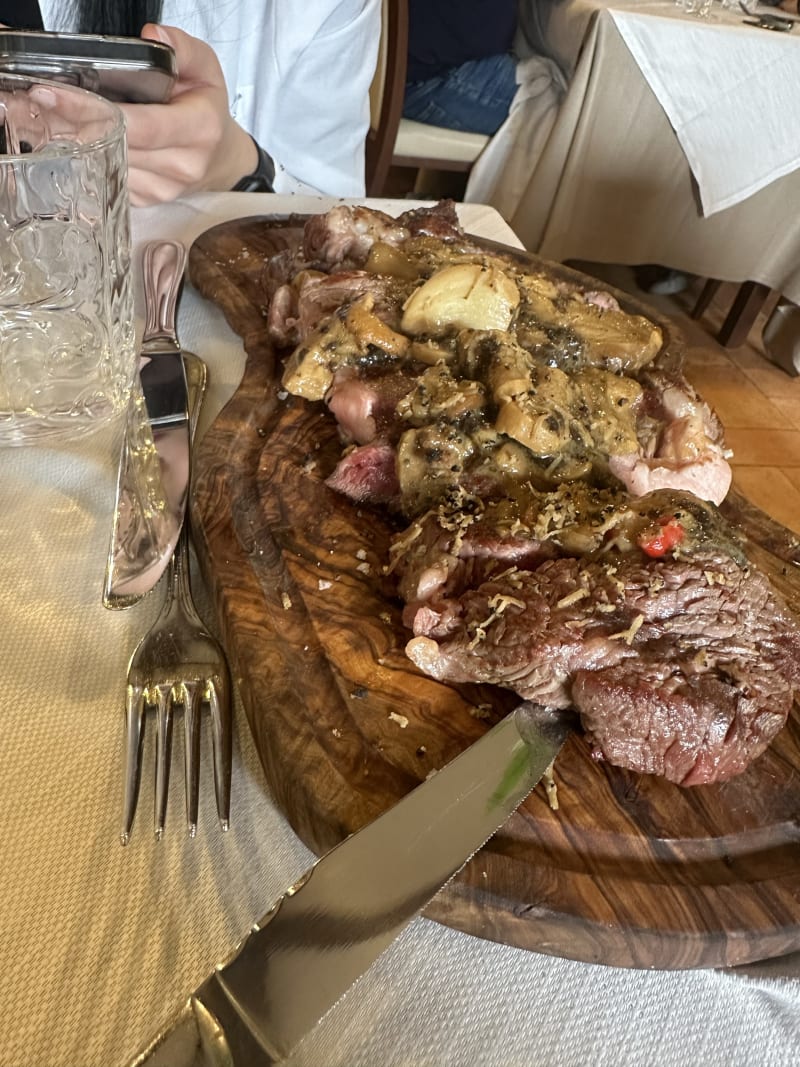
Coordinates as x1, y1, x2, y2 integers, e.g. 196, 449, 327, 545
131, 702, 571, 1067
103, 240, 191, 609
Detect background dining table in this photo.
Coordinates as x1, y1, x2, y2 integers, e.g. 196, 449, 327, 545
2, 191, 800, 1067
467, 0, 800, 304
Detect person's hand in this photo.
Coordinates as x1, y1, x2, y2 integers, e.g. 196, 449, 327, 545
119, 23, 258, 206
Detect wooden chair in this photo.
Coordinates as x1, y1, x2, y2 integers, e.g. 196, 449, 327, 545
366, 0, 490, 197
691, 278, 775, 348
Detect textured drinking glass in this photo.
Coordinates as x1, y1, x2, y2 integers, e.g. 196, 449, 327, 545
682, 0, 714, 16
0, 74, 135, 445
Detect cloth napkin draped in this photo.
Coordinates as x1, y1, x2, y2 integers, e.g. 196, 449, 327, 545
610, 9, 800, 216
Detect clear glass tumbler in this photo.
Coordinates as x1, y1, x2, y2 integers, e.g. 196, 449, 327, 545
682, 0, 715, 15
0, 73, 135, 446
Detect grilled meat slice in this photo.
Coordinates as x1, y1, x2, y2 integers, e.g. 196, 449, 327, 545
303, 204, 410, 269
610, 368, 732, 505
405, 552, 800, 784
395, 199, 463, 239
268, 270, 413, 349
324, 441, 400, 505
326, 366, 417, 445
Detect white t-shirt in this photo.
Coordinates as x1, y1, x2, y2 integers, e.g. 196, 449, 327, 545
40, 0, 380, 196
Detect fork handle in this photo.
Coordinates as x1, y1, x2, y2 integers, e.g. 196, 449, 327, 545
167, 521, 203, 625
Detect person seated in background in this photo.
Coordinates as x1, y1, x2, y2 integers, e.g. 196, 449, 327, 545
403, 0, 519, 136
4, 0, 380, 205
0, 0, 41, 27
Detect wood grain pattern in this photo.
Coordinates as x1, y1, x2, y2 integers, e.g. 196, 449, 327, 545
188, 215, 800, 970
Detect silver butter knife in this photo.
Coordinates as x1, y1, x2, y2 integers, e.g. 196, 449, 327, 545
131, 702, 570, 1066
104, 241, 191, 608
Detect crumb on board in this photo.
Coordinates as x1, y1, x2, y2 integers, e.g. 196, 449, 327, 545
608, 613, 644, 646
318, 579, 333, 590
356, 548, 367, 561
469, 704, 494, 721
542, 760, 559, 811
331, 727, 342, 738
281, 592, 292, 610
389, 711, 409, 728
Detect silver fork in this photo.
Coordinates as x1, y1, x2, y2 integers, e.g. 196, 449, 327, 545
121, 357, 233, 845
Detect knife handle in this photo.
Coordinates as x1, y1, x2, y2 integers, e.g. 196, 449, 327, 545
141, 240, 187, 347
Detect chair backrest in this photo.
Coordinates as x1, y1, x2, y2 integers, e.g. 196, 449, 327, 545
365, 0, 409, 196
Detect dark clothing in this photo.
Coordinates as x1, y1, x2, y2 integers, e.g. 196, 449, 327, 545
0, 0, 44, 28
406, 0, 517, 84
73, 2, 164, 37
403, 52, 517, 136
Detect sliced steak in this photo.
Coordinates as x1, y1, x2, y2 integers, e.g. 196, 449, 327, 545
303, 205, 410, 269
391, 498, 556, 615
268, 271, 410, 349
395, 199, 464, 240
325, 441, 400, 505
326, 366, 417, 445
611, 368, 733, 506
406, 556, 639, 706
406, 552, 800, 784
573, 660, 791, 786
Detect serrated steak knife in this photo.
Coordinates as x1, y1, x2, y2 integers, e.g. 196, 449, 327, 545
132, 702, 570, 1066
103, 241, 191, 608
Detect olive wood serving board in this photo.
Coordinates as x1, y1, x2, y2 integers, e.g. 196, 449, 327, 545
188, 215, 800, 970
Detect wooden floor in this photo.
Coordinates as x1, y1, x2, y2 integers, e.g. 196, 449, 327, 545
576, 265, 800, 537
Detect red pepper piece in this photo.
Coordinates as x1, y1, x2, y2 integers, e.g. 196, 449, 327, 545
638, 515, 685, 558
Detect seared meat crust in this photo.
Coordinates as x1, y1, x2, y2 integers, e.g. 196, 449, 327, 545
406, 553, 800, 785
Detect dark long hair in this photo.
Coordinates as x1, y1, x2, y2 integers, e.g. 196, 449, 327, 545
70, 1, 164, 36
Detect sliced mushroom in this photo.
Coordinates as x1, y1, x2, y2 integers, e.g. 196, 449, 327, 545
281, 316, 358, 401
396, 424, 475, 514
345, 296, 409, 357
397, 365, 487, 426
401, 263, 520, 337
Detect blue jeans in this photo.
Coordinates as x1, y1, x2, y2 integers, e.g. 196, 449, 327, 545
403, 53, 518, 137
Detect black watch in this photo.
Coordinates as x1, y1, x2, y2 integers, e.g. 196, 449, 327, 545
231, 138, 276, 193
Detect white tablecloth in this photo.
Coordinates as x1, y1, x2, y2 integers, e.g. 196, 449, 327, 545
472, 0, 800, 218
468, 1, 800, 302
2, 192, 800, 1067
609, 3, 800, 215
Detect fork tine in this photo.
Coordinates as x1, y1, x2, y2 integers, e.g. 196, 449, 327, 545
121, 684, 147, 846
153, 685, 174, 840
180, 682, 203, 838
207, 676, 233, 832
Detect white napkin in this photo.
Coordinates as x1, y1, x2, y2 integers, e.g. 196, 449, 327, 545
465, 55, 569, 217
610, 9, 800, 215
